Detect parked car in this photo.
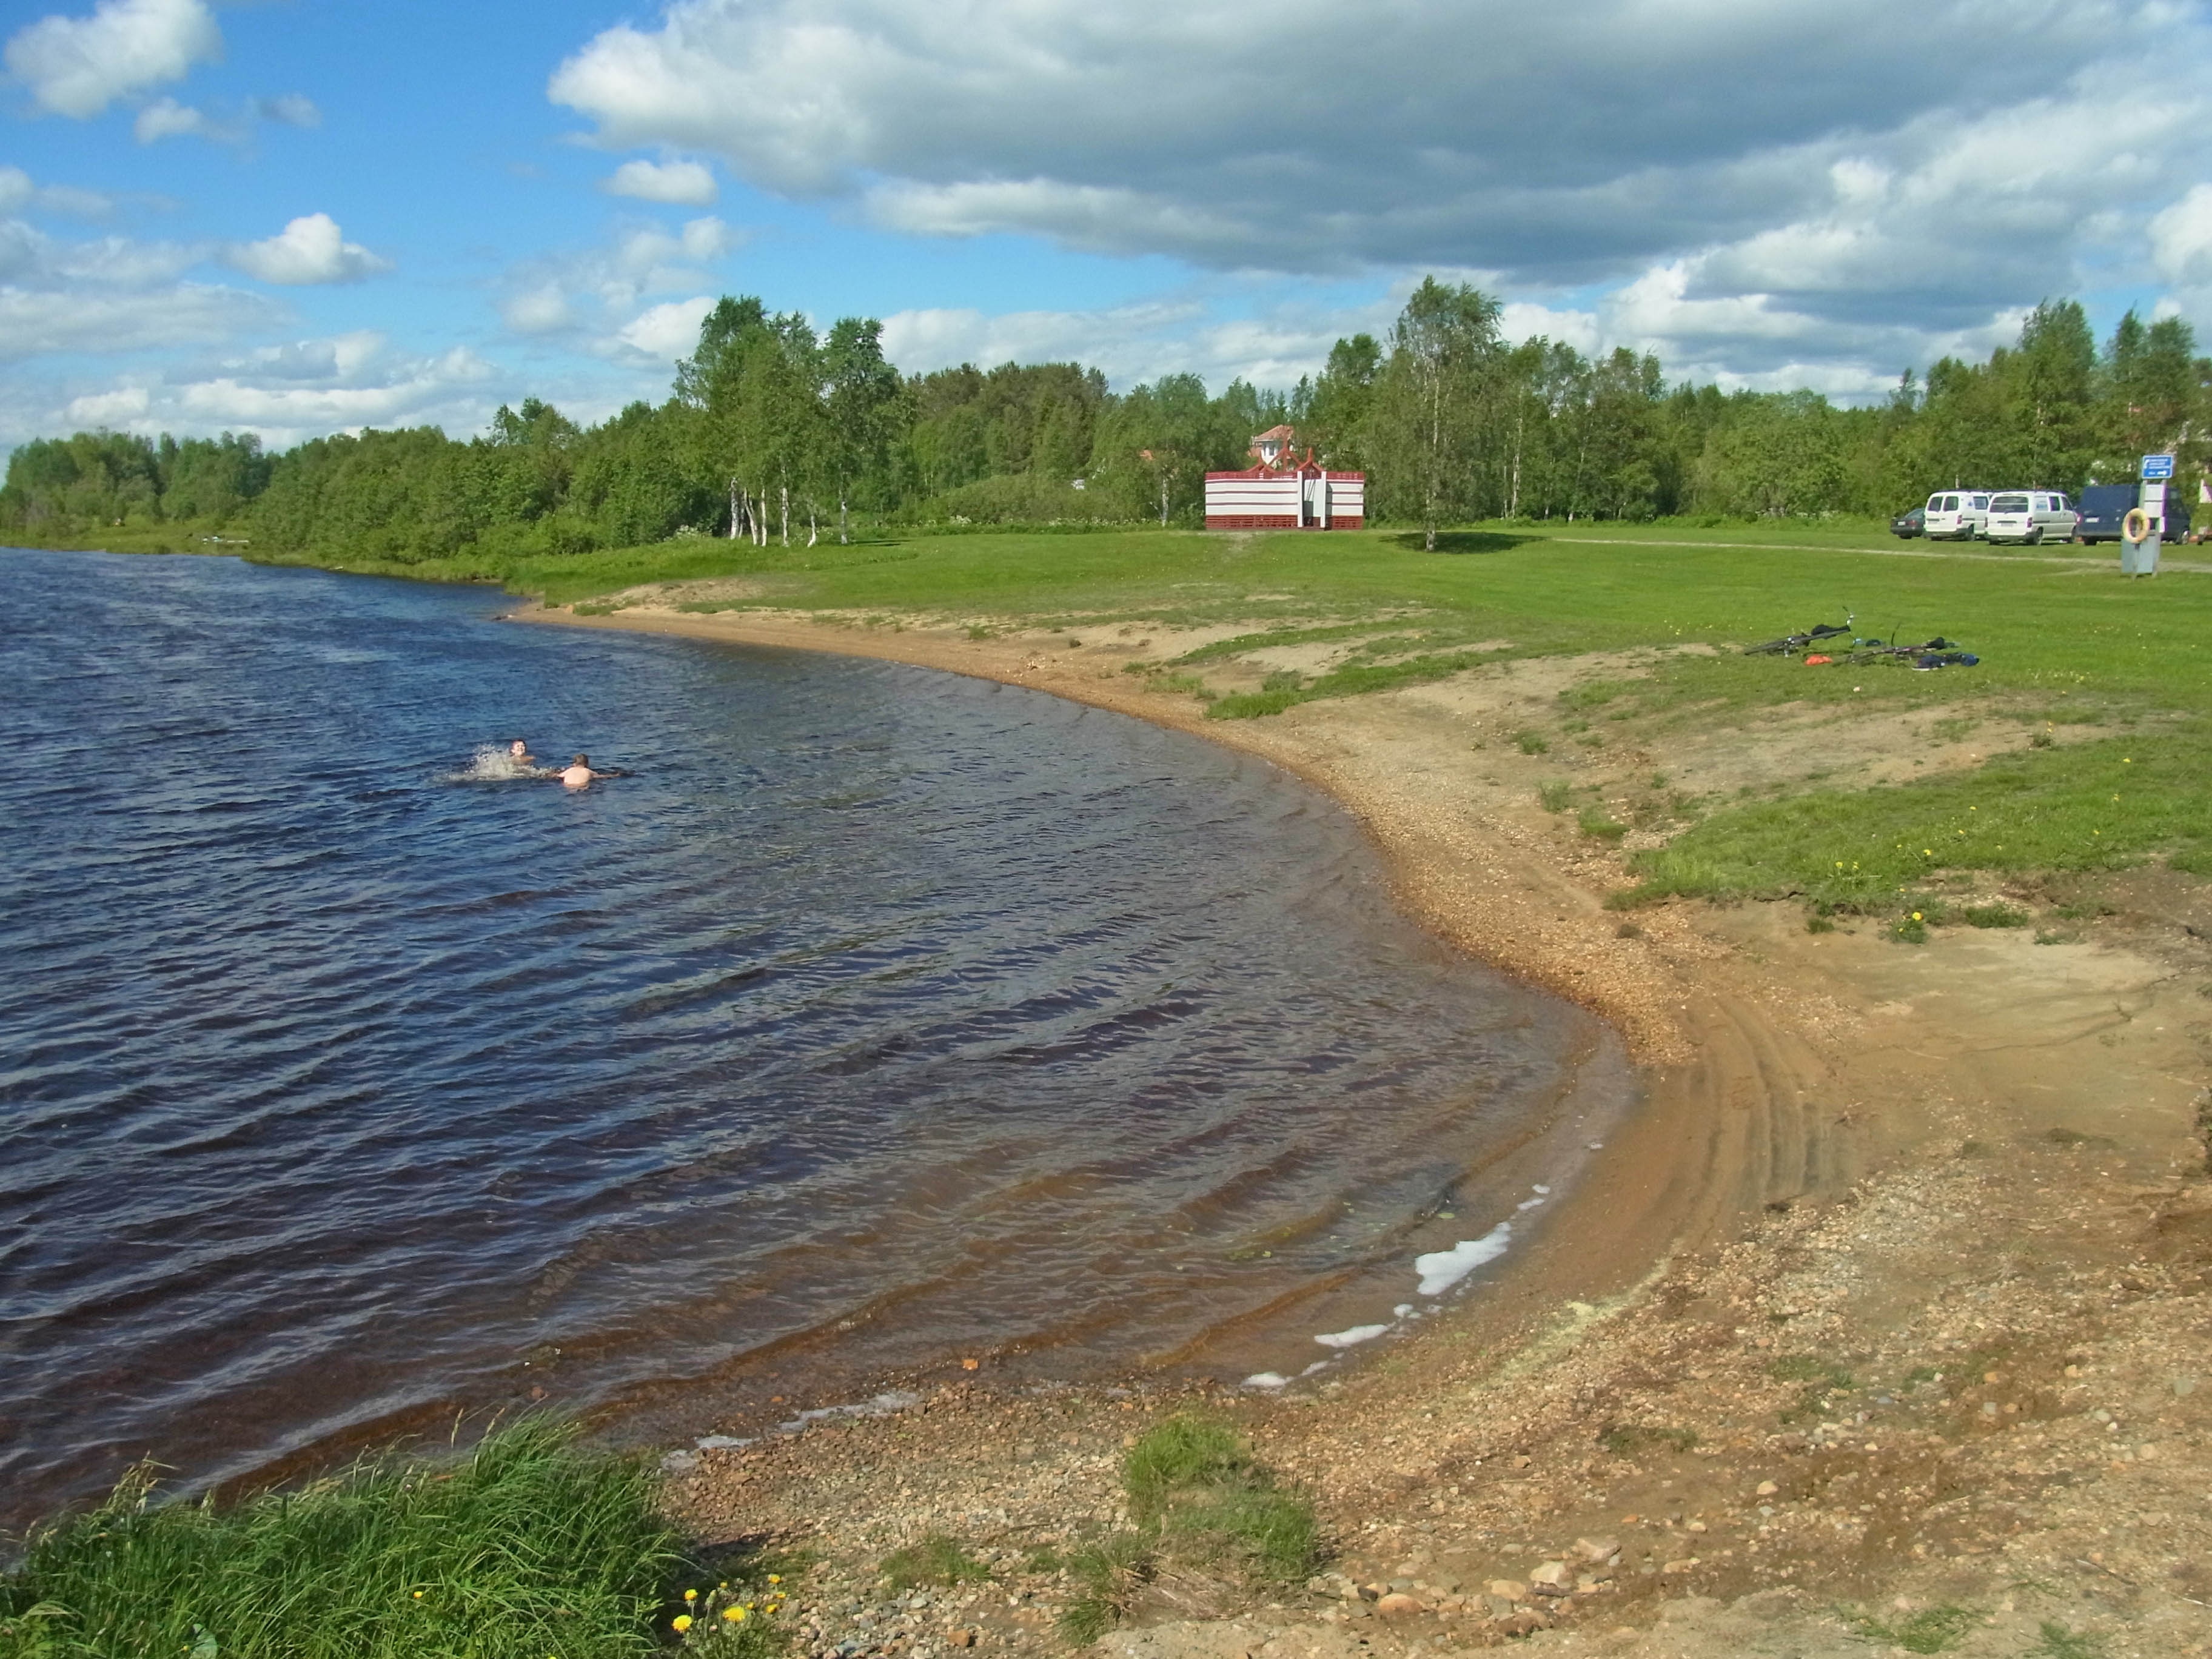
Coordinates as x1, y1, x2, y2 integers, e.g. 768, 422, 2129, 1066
1923, 490, 1991, 540
1982, 489, 2079, 545
1891, 506, 1926, 538
2076, 482, 2194, 543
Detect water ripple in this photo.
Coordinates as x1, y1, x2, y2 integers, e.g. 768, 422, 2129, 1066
0, 548, 1619, 1530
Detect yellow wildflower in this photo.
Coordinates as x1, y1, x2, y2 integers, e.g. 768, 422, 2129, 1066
673, 1614, 694, 1632
1911, 912, 1922, 922
725, 1606, 747, 1622
685, 1589, 699, 1603
768, 1575, 782, 1585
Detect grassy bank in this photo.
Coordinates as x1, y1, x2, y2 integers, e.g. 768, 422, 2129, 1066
498, 521, 2212, 908
0, 1419, 683, 1658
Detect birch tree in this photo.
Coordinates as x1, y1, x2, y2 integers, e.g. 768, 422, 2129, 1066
1369, 279, 1503, 549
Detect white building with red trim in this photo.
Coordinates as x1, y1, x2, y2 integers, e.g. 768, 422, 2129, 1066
1204, 427, 1365, 531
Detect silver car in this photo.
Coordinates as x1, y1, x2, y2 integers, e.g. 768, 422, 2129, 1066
1983, 490, 2078, 545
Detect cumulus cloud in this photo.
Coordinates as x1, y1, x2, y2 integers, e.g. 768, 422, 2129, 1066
614, 295, 717, 360
0, 177, 280, 361
0, 164, 112, 218
0, 283, 273, 360
549, 0, 2187, 273
226, 214, 391, 285
605, 158, 717, 205
26, 333, 506, 451
880, 295, 1388, 391
132, 93, 206, 140
549, 0, 2212, 384
133, 90, 321, 143
2151, 185, 2212, 286
5, 0, 220, 119
497, 215, 741, 357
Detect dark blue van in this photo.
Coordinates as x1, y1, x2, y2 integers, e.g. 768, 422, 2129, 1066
2077, 483, 2193, 543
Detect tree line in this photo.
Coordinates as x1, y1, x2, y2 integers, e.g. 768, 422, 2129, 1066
5, 280, 2206, 561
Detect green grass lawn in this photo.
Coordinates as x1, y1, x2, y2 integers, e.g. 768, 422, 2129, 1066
243, 523, 2212, 912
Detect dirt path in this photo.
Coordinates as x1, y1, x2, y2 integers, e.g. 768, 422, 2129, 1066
519, 600, 2212, 1658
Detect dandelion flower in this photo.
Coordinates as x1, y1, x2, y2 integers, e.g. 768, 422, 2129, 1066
725, 1606, 748, 1622
1911, 912, 1923, 922
412, 1591, 424, 1600
674, 1614, 694, 1632
768, 1575, 782, 1585
685, 1589, 699, 1603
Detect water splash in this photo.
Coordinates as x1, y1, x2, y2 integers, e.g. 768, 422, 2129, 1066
447, 744, 548, 782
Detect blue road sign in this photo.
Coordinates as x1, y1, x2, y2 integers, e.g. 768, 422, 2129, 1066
2142, 453, 2176, 480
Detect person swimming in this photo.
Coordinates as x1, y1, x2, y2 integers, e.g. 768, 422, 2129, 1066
558, 752, 606, 789
509, 739, 536, 769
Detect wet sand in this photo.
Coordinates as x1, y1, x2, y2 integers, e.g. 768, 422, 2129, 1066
519, 597, 2212, 1657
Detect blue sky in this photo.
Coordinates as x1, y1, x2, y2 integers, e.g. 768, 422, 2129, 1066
7, 0, 2212, 452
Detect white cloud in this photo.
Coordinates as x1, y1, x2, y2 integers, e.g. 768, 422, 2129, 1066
503, 283, 575, 335
605, 158, 717, 205
24, 335, 508, 451
880, 295, 1393, 390
2151, 184, 2212, 286
175, 345, 496, 429
0, 283, 275, 360
614, 295, 716, 361
5, 0, 220, 119
546, 0, 2212, 385
65, 384, 147, 423
227, 214, 391, 285
0, 182, 281, 363
497, 215, 741, 352
133, 93, 207, 140
253, 92, 319, 128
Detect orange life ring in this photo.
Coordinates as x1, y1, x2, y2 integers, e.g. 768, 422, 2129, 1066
2123, 507, 2153, 541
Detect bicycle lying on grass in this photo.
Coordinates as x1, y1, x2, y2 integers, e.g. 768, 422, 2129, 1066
1743, 613, 1979, 670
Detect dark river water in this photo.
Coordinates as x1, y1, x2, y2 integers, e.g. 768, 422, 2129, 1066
0, 548, 1627, 1530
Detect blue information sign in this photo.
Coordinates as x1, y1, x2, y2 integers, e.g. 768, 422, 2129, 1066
2142, 453, 2176, 480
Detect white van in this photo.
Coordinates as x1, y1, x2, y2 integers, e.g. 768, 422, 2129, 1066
1982, 490, 2078, 545
1923, 490, 1991, 540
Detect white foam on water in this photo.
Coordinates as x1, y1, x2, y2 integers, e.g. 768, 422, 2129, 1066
1315, 1322, 1392, 1349
1532, 1184, 1551, 1195
776, 1387, 924, 1433
1414, 1221, 1513, 1296
1301, 1361, 1331, 1376
1393, 1304, 1415, 1318
1243, 1372, 1290, 1389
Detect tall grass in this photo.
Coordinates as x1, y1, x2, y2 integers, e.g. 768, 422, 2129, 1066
0, 1418, 680, 1658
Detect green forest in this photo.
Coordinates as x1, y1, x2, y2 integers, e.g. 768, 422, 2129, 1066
4, 280, 2206, 563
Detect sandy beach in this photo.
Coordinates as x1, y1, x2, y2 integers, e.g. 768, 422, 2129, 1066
524, 595, 2212, 1658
